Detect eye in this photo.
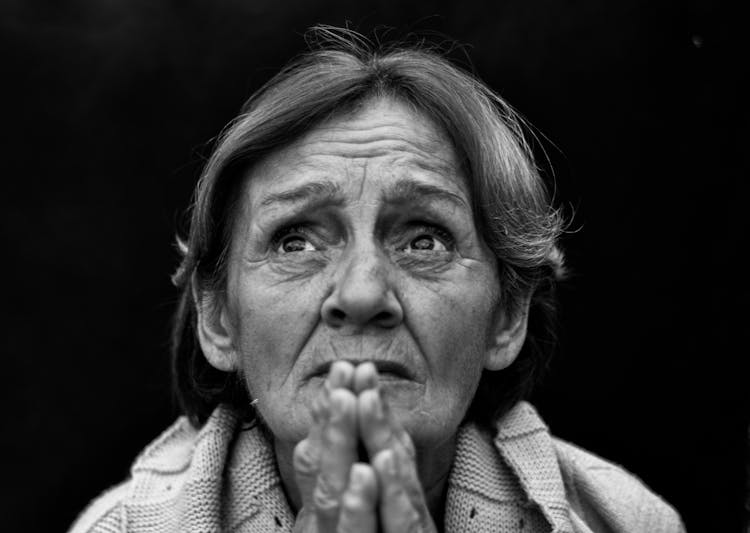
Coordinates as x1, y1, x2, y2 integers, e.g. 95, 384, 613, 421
279, 236, 315, 253
409, 234, 447, 252
400, 225, 454, 253
272, 226, 318, 253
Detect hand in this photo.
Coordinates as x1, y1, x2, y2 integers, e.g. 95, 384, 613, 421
292, 361, 438, 532
355, 363, 438, 533
292, 361, 378, 532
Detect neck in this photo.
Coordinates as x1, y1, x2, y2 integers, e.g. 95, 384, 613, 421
274, 433, 457, 528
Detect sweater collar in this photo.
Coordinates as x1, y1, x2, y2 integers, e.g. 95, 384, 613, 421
128, 402, 572, 532
492, 402, 574, 532
441, 402, 572, 532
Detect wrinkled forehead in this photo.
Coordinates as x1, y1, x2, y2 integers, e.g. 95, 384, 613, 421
242, 97, 471, 210
308, 97, 462, 165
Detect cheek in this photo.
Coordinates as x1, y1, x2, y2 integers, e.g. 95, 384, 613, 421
229, 274, 324, 383
411, 272, 498, 387
439, 307, 493, 390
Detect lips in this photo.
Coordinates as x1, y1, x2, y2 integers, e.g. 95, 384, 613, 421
310, 360, 415, 381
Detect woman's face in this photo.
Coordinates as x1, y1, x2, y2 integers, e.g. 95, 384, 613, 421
217, 98, 506, 451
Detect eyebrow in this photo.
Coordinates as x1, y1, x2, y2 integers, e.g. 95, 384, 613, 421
258, 180, 343, 208
256, 177, 468, 213
382, 179, 469, 210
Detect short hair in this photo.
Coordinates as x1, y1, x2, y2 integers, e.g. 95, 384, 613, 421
171, 26, 565, 429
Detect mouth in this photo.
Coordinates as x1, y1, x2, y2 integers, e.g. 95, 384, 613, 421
309, 360, 415, 381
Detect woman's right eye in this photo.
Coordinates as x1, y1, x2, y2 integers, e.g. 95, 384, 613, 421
272, 226, 318, 254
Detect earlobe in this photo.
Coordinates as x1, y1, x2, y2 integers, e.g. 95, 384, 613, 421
195, 288, 238, 372
484, 301, 530, 371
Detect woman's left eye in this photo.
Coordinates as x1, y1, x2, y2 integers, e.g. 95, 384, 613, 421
408, 234, 447, 252
278, 235, 315, 253
400, 225, 454, 253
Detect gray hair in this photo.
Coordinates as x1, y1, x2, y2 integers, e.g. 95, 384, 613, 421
171, 27, 565, 428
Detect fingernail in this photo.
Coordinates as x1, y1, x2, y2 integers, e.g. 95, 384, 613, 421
329, 361, 342, 384
373, 392, 383, 419
349, 464, 367, 490
330, 392, 345, 421
383, 451, 398, 476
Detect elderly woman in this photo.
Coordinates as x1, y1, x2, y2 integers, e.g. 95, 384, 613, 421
71, 29, 684, 533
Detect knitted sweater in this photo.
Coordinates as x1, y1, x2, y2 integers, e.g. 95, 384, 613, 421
69, 402, 685, 532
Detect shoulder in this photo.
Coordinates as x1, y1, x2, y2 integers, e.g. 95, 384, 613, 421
67, 413, 210, 533
68, 480, 130, 533
553, 438, 686, 533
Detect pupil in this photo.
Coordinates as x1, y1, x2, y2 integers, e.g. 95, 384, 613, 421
412, 236, 434, 250
283, 237, 307, 252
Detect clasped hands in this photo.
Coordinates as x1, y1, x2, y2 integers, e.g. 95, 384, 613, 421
292, 360, 438, 532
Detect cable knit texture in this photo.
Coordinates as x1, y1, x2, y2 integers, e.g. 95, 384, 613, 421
69, 402, 685, 532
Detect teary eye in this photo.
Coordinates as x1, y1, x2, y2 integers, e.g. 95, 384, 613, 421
272, 226, 317, 253
409, 234, 446, 252
280, 236, 314, 253
400, 224, 454, 253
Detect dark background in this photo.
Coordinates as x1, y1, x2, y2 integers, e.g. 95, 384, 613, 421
1, 1, 746, 531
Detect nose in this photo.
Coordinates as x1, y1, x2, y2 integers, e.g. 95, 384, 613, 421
321, 245, 403, 330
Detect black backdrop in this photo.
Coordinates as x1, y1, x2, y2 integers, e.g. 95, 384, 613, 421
2, 1, 746, 531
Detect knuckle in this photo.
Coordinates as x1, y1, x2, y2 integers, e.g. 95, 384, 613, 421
340, 491, 370, 513
405, 484, 425, 508
404, 510, 422, 533
395, 495, 425, 533
312, 393, 330, 421
386, 492, 422, 533
312, 476, 342, 516
324, 425, 353, 448
291, 508, 316, 533
293, 440, 319, 475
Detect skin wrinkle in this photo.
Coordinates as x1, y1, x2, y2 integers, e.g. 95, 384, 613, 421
212, 98, 513, 525
245, 156, 469, 264
399, 286, 451, 381
354, 158, 368, 200
259, 180, 343, 208
273, 259, 329, 283
255, 179, 466, 232
295, 122, 458, 176
312, 120, 450, 152
381, 176, 468, 211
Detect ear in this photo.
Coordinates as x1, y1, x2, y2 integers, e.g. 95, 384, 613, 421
194, 286, 238, 372
484, 299, 530, 371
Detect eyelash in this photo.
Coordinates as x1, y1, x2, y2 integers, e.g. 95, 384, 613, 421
269, 222, 455, 252
271, 225, 317, 249
403, 223, 455, 249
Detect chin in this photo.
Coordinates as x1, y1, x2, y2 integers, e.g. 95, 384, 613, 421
390, 403, 464, 450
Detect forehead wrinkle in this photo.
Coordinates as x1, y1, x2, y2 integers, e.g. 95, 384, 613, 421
300, 122, 454, 162
382, 177, 470, 212
257, 179, 343, 209
318, 123, 437, 145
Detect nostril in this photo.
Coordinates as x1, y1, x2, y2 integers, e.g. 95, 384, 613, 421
374, 311, 392, 323
374, 310, 401, 328
330, 308, 346, 322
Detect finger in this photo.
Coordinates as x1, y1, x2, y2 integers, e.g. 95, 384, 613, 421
336, 463, 378, 533
295, 362, 357, 514
352, 361, 378, 394
372, 449, 435, 533
312, 387, 359, 525
328, 360, 355, 390
358, 385, 426, 530
358, 387, 415, 461
293, 438, 320, 509
294, 386, 332, 507
313, 359, 353, 423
